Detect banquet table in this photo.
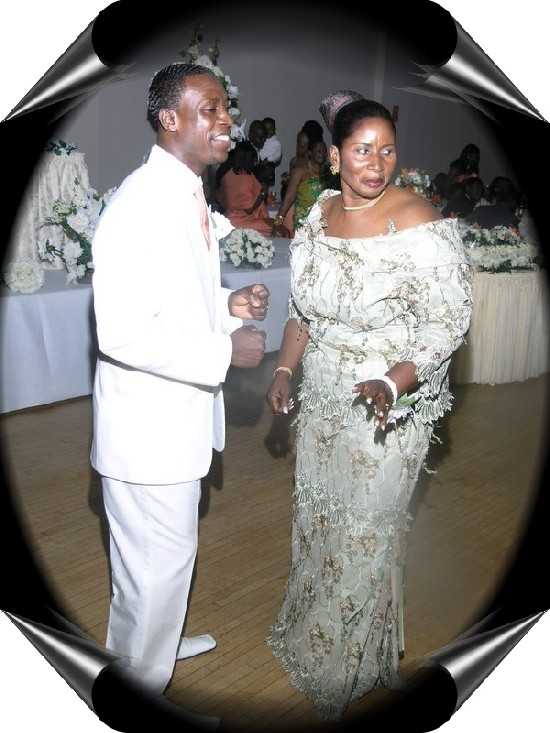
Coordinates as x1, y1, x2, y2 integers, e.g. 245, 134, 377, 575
0, 239, 292, 414
2, 250, 546, 414
450, 270, 550, 385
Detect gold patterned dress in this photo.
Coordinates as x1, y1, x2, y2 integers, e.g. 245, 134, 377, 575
266, 189, 473, 720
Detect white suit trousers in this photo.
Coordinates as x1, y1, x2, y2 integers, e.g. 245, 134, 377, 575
102, 476, 201, 696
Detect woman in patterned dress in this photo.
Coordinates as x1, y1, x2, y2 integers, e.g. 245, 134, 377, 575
265, 92, 473, 721
271, 138, 334, 237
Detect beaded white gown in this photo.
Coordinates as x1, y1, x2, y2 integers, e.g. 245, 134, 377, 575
266, 189, 473, 720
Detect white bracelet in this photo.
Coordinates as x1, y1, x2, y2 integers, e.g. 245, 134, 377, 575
379, 375, 398, 404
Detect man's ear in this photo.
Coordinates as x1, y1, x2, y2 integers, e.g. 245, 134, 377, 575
158, 108, 177, 132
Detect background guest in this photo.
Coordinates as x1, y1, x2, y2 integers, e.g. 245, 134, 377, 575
287, 129, 309, 176
247, 119, 272, 201
464, 175, 520, 229
281, 121, 324, 200
259, 116, 283, 198
216, 140, 274, 236
300, 119, 324, 145
280, 129, 309, 201
272, 137, 332, 237
442, 176, 485, 218
442, 142, 481, 198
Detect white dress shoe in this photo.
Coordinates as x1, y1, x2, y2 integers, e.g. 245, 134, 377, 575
176, 634, 216, 660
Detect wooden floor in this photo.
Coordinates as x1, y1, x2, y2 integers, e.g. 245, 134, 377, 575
1, 353, 548, 731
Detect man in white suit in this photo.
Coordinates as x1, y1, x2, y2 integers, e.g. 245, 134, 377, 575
90, 62, 268, 700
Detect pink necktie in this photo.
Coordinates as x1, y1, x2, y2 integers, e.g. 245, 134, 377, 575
195, 185, 211, 249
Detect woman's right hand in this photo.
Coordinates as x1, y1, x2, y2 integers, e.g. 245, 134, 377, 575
266, 372, 294, 415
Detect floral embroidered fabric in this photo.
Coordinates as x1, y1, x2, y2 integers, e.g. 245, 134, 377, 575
266, 189, 472, 720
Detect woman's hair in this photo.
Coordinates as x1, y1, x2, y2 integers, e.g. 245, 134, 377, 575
488, 175, 517, 203
330, 98, 396, 149
319, 90, 364, 133
147, 62, 216, 132
450, 143, 480, 174
460, 143, 480, 161
230, 140, 258, 174
300, 119, 324, 145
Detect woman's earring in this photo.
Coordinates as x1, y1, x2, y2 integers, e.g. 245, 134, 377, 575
330, 163, 339, 175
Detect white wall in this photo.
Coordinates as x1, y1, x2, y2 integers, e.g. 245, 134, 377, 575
53, 9, 521, 200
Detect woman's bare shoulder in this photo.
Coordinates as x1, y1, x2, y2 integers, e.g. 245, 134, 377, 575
388, 186, 442, 228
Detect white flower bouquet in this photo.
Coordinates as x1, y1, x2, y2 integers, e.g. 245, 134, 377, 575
219, 228, 274, 269
2, 259, 45, 294
37, 180, 116, 283
394, 167, 432, 199
457, 221, 544, 273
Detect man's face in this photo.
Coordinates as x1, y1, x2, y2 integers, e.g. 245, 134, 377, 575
248, 124, 266, 151
164, 74, 233, 175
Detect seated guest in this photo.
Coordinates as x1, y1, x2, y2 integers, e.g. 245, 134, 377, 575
464, 176, 520, 230
272, 137, 332, 237
442, 142, 481, 198
260, 117, 283, 195
430, 171, 448, 206
281, 121, 323, 200
290, 121, 324, 174
216, 140, 274, 236
287, 129, 310, 177
442, 177, 485, 218
247, 119, 272, 201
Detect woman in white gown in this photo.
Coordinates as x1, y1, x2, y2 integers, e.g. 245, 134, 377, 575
265, 92, 473, 721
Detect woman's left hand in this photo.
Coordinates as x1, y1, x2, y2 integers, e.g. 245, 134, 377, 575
229, 284, 270, 320
352, 379, 394, 431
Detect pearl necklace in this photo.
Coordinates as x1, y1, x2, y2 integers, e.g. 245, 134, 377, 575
342, 187, 387, 211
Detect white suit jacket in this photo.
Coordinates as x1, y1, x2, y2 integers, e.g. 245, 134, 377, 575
90, 145, 242, 484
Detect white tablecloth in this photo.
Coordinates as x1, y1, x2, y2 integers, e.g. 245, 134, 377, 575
451, 270, 550, 385
0, 271, 95, 413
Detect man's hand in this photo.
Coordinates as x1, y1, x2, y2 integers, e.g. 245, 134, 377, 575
230, 325, 266, 368
229, 284, 270, 321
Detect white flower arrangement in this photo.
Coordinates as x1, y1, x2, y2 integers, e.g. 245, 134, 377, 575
180, 26, 244, 146
457, 221, 544, 273
394, 167, 432, 199
45, 139, 77, 156
2, 258, 45, 294
219, 228, 274, 269
37, 180, 116, 283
